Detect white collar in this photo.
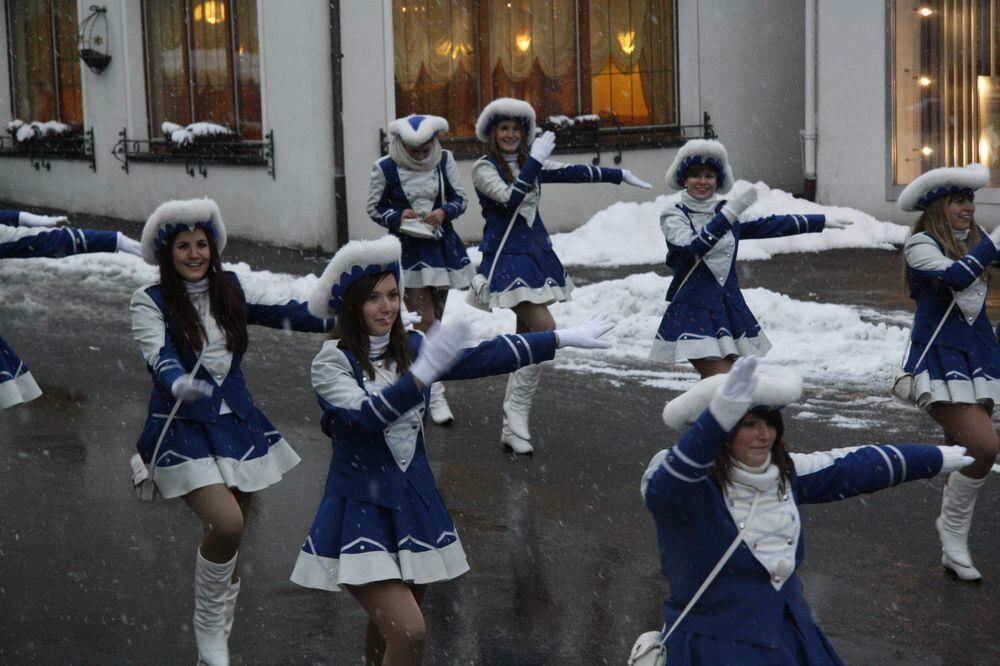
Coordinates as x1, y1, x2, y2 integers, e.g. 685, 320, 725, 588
184, 277, 210, 295
730, 461, 781, 492
368, 332, 390, 359
679, 191, 719, 212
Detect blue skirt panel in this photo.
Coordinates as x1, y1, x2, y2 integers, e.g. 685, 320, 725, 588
290, 482, 469, 591
650, 296, 771, 364
902, 340, 1000, 412
478, 246, 574, 309
665, 606, 842, 665
0, 335, 42, 409
135, 407, 300, 499
399, 227, 476, 289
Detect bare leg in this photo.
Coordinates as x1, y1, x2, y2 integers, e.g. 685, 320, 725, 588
347, 581, 427, 666
690, 356, 736, 379
184, 483, 248, 563
512, 301, 556, 334
929, 403, 998, 478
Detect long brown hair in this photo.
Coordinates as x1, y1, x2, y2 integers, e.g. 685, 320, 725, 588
710, 409, 793, 494
903, 193, 981, 291
486, 122, 531, 184
157, 230, 247, 356
330, 272, 412, 380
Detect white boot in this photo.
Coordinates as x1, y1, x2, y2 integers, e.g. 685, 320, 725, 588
501, 423, 533, 455
502, 365, 542, 443
429, 382, 454, 425
936, 472, 986, 582
222, 578, 241, 640
194, 550, 237, 666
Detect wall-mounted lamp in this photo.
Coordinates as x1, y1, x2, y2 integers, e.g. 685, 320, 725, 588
917, 6, 934, 17
921, 145, 934, 156
617, 31, 636, 55
515, 34, 531, 52
78, 5, 111, 74
917, 76, 932, 86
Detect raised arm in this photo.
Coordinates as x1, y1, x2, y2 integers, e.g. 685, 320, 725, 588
471, 156, 544, 215
0, 222, 118, 259
240, 276, 333, 333
739, 213, 826, 240
905, 232, 1000, 291
537, 160, 625, 185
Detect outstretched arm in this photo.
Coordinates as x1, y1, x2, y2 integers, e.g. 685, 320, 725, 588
241, 277, 334, 333
905, 232, 1000, 291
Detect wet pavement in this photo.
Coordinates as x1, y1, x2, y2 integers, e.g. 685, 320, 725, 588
1, 206, 999, 664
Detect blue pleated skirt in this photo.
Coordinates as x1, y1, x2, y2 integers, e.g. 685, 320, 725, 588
650, 297, 771, 365
0, 335, 42, 409
477, 246, 574, 310
902, 340, 1000, 412
399, 226, 476, 289
290, 483, 469, 592
134, 407, 300, 499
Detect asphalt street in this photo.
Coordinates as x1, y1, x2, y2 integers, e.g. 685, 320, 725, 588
1, 207, 998, 664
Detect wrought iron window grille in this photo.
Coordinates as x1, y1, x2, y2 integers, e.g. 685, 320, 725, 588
111, 128, 275, 179
0, 128, 96, 172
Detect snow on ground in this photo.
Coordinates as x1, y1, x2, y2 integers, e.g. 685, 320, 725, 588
467, 180, 910, 267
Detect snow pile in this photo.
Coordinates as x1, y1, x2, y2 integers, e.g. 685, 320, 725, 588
161, 121, 235, 146
546, 114, 602, 129
7, 120, 72, 143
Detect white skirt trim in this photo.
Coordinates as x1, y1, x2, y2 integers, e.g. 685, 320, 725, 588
649, 331, 772, 365
490, 276, 575, 310
403, 263, 476, 289
289, 533, 470, 592
152, 438, 301, 499
913, 369, 1000, 413
0, 371, 43, 409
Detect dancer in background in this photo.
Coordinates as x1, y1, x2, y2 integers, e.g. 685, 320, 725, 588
130, 198, 333, 665
471, 97, 651, 454
1, 208, 141, 410
291, 235, 613, 665
898, 163, 1000, 582
641, 357, 971, 662
650, 140, 851, 378
367, 114, 473, 425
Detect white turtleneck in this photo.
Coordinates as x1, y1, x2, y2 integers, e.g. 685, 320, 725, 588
183, 276, 234, 414
362, 333, 424, 472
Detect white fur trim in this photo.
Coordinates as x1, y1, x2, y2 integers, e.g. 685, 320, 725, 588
308, 235, 402, 318
476, 98, 536, 144
897, 163, 989, 212
661, 367, 803, 430
140, 198, 227, 265
664, 139, 736, 194
387, 115, 449, 146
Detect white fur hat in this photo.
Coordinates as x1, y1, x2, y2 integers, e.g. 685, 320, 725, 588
897, 163, 989, 212
308, 235, 402, 318
661, 367, 803, 431
141, 198, 227, 265
387, 114, 449, 146
476, 98, 536, 144
665, 139, 736, 194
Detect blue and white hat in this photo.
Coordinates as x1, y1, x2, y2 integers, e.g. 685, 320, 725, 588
308, 235, 402, 318
476, 97, 536, 144
897, 163, 989, 212
661, 367, 802, 430
387, 114, 449, 146
665, 139, 736, 194
141, 198, 227, 265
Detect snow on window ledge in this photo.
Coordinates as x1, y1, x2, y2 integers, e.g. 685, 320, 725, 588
6, 119, 73, 143
161, 121, 237, 147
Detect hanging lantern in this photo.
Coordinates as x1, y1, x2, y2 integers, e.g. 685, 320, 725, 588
78, 5, 111, 74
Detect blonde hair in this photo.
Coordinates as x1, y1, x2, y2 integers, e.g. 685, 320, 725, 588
903, 194, 981, 291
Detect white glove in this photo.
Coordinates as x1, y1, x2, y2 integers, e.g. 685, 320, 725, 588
721, 187, 759, 220
117, 233, 142, 256
529, 131, 556, 163
400, 306, 422, 328
937, 446, 975, 475
170, 375, 215, 403
824, 216, 854, 230
410, 320, 472, 386
555, 313, 615, 349
19, 211, 67, 227
621, 170, 652, 189
708, 356, 759, 431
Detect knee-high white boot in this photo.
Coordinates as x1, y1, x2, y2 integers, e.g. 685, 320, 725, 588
501, 365, 542, 454
429, 382, 454, 425
936, 472, 987, 582
222, 578, 241, 640
194, 550, 238, 665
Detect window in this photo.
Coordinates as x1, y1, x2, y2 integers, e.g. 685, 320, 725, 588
392, 0, 676, 142
4, 0, 82, 128
141, 0, 262, 140
891, 0, 1000, 187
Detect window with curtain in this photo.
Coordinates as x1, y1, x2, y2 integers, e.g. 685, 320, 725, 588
392, 0, 676, 141
4, 0, 82, 128
142, 0, 262, 140
892, 0, 1000, 187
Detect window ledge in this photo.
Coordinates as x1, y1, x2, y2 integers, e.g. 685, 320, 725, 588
0, 129, 96, 172
111, 129, 275, 179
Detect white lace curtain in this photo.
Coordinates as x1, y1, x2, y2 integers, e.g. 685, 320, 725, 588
393, 0, 475, 90
487, 0, 576, 81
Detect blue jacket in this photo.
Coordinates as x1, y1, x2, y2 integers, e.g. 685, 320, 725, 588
0, 209, 118, 258
314, 330, 557, 510
642, 407, 943, 649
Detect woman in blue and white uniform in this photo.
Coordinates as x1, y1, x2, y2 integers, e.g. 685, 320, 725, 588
130, 198, 332, 665
290, 235, 612, 665
367, 114, 474, 426
1, 208, 141, 410
471, 97, 651, 454
650, 140, 851, 378
898, 163, 1000, 582
641, 357, 971, 664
